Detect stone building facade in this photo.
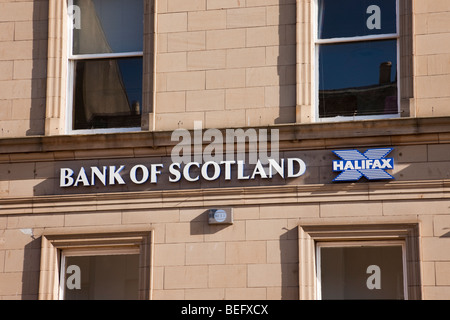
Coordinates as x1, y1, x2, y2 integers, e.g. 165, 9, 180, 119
0, 0, 450, 300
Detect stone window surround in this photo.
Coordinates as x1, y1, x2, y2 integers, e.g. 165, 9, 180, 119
44, 0, 414, 135
297, 0, 414, 122
298, 220, 421, 300
38, 226, 153, 300
45, 0, 154, 135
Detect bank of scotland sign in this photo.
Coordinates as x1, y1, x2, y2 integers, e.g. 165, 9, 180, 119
332, 148, 395, 182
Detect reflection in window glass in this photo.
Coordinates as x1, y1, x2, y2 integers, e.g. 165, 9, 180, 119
318, 40, 397, 118
73, 0, 143, 55
73, 57, 143, 130
64, 254, 140, 300
319, 245, 405, 300
70, 0, 144, 131
318, 0, 397, 39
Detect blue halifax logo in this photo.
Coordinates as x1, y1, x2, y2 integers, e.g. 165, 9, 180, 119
332, 148, 395, 182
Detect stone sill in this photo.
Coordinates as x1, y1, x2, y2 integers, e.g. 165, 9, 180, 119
0, 116, 450, 162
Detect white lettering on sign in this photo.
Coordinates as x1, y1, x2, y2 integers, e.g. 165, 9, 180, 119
333, 158, 393, 172
59, 158, 307, 188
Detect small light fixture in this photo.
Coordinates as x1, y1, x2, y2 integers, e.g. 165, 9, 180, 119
208, 208, 233, 225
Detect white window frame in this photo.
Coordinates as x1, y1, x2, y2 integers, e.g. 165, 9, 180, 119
59, 247, 141, 300
316, 240, 408, 300
312, 0, 401, 123
66, 0, 144, 135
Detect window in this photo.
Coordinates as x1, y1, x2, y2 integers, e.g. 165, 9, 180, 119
317, 242, 407, 300
38, 230, 153, 300
298, 223, 421, 300
67, 0, 144, 133
60, 249, 140, 300
314, 0, 399, 121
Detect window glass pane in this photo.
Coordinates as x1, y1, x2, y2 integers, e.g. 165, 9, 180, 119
73, 0, 143, 54
320, 245, 405, 300
63, 254, 139, 300
318, 40, 397, 118
73, 57, 143, 130
318, 0, 397, 39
